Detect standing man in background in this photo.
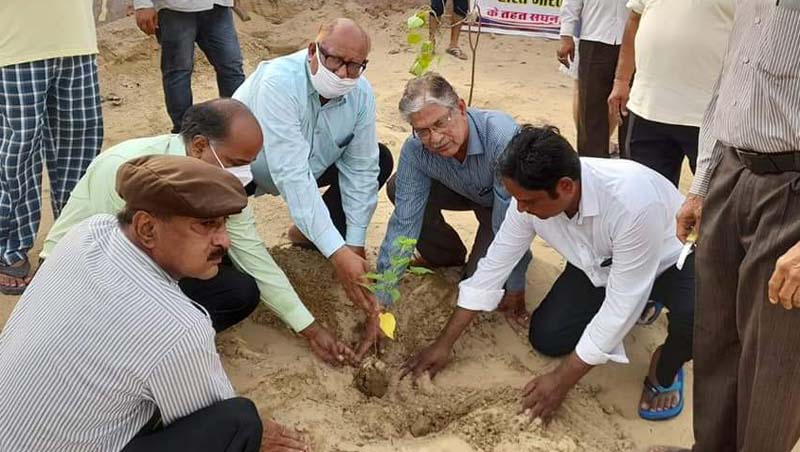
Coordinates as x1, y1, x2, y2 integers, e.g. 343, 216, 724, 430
134, 0, 245, 133
557, 0, 628, 158
608, 0, 734, 187
0, 0, 103, 295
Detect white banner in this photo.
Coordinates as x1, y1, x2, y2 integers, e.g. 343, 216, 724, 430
469, 0, 562, 39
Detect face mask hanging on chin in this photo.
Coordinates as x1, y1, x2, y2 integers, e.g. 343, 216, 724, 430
309, 44, 358, 99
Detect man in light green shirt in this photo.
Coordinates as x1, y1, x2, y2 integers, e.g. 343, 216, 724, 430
41, 98, 355, 366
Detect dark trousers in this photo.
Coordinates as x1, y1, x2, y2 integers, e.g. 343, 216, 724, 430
157, 5, 245, 133
529, 258, 694, 387
316, 143, 394, 240
386, 174, 492, 278
626, 112, 698, 187
179, 256, 260, 332
693, 147, 800, 452
123, 397, 262, 452
431, 0, 469, 17
577, 40, 622, 158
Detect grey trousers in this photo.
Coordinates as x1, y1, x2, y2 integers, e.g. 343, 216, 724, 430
386, 174, 492, 278
693, 146, 800, 452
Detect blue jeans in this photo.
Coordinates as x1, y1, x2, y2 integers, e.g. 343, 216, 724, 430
157, 5, 245, 133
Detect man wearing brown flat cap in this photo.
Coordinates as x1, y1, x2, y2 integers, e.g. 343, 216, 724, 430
0, 155, 311, 452
40, 97, 355, 367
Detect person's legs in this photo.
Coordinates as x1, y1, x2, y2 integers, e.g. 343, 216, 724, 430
123, 397, 262, 452
528, 263, 606, 357
672, 123, 699, 181
639, 253, 695, 413
0, 59, 53, 291
386, 174, 474, 268
179, 257, 260, 332
730, 156, 800, 451
446, 0, 469, 58
43, 55, 103, 218
576, 41, 619, 157
157, 9, 198, 133
463, 205, 493, 278
318, 143, 393, 238
429, 0, 445, 50
626, 113, 684, 186
692, 146, 746, 451
195, 5, 245, 98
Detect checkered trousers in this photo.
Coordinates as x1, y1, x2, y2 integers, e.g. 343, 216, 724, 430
0, 54, 103, 265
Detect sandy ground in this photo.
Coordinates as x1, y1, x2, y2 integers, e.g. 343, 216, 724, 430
0, 1, 710, 450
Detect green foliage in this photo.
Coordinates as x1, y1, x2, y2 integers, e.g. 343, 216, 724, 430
366, 236, 434, 306
405, 10, 438, 76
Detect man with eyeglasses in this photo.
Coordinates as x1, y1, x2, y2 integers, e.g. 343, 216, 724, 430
376, 72, 531, 329
233, 18, 393, 359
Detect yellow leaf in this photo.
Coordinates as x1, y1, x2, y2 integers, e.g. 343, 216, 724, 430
379, 312, 396, 340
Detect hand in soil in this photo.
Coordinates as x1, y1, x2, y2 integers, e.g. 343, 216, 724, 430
521, 370, 572, 424
261, 419, 311, 451
497, 291, 530, 334
330, 246, 379, 316
400, 340, 452, 380
354, 312, 381, 362
300, 321, 355, 366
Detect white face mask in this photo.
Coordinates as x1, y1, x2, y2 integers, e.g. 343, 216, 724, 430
209, 142, 254, 187
309, 43, 358, 99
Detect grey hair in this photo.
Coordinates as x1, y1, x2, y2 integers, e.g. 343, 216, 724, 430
398, 72, 460, 122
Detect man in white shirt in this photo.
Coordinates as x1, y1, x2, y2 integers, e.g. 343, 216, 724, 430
557, 0, 628, 157
608, 0, 734, 186
403, 126, 694, 422
0, 155, 309, 451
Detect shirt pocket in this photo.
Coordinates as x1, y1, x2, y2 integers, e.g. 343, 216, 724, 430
756, 5, 800, 78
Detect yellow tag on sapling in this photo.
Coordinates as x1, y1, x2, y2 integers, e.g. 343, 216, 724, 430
378, 312, 396, 340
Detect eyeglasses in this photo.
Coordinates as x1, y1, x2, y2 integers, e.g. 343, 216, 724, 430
412, 111, 454, 140
316, 43, 368, 78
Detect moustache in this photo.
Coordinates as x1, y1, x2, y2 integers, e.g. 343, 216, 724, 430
208, 247, 226, 262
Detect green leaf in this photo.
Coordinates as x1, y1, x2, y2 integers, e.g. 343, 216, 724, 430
394, 236, 418, 249
416, 11, 428, 22
390, 256, 411, 268
364, 272, 385, 281
390, 288, 401, 302
383, 271, 398, 284
420, 40, 434, 55
407, 266, 434, 276
358, 282, 377, 293
407, 15, 424, 29
410, 60, 424, 77
407, 33, 422, 45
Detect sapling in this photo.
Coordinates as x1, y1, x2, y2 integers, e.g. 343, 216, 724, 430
363, 236, 433, 339
405, 10, 438, 76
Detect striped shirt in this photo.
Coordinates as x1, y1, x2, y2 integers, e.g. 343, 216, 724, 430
691, 0, 800, 196
0, 215, 235, 452
377, 108, 531, 293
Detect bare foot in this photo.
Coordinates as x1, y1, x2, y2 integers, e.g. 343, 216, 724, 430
640, 346, 681, 413
0, 260, 31, 295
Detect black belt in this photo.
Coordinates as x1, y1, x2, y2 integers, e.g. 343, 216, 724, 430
735, 148, 800, 175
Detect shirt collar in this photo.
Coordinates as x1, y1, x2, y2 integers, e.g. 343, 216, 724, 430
465, 110, 485, 157
575, 159, 599, 224
167, 134, 188, 156
110, 221, 178, 286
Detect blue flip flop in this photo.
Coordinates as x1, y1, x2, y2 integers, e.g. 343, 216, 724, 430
639, 367, 684, 421
637, 300, 664, 325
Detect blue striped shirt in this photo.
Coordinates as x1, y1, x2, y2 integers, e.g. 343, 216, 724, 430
377, 108, 531, 292
0, 215, 235, 451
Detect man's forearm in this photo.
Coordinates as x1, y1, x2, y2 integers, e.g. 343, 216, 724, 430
437, 307, 480, 348
557, 352, 594, 386
614, 12, 640, 83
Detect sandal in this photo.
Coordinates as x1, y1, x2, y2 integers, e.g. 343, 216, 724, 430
639, 368, 684, 421
637, 300, 664, 325
0, 259, 31, 295
446, 47, 468, 60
